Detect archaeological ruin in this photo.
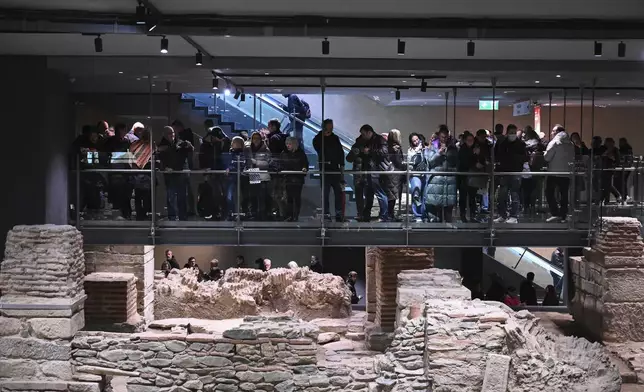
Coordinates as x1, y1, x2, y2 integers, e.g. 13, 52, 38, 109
1, 221, 641, 391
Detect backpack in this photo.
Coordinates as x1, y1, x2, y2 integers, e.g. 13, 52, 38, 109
301, 99, 312, 119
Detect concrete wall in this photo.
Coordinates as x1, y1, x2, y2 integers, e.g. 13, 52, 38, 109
0, 57, 73, 256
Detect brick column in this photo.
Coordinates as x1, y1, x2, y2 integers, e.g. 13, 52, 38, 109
0, 225, 96, 392
368, 247, 434, 332
84, 245, 155, 323
570, 217, 644, 342
365, 248, 377, 322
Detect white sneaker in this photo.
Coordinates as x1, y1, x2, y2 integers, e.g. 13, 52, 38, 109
494, 217, 506, 223
506, 217, 518, 224
546, 216, 560, 223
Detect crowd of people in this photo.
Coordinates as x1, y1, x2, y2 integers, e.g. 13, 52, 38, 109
472, 271, 560, 307
72, 114, 635, 224
159, 250, 362, 304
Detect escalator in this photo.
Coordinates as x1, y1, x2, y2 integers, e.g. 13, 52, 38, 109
483, 247, 563, 298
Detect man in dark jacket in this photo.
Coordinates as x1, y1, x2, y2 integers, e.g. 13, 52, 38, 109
281, 94, 308, 146
520, 272, 538, 305
172, 120, 197, 216
103, 123, 134, 220
359, 124, 390, 221
309, 255, 324, 273
347, 135, 368, 221
313, 119, 346, 221
266, 119, 287, 219
347, 271, 362, 304
494, 125, 527, 224
159, 126, 193, 221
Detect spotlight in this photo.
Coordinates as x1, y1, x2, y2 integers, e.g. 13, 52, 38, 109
224, 88, 231, 96
618, 41, 626, 58
160, 36, 168, 54
395, 90, 401, 100
234, 89, 241, 100
467, 40, 475, 57
195, 51, 203, 66
397, 39, 406, 56
322, 38, 330, 55
421, 79, 427, 92
594, 41, 602, 57
136, 3, 146, 25
240, 94, 246, 102
146, 10, 157, 32
94, 35, 103, 53
212, 78, 219, 90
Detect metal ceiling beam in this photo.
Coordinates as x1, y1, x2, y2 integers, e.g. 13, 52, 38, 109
2, 8, 644, 39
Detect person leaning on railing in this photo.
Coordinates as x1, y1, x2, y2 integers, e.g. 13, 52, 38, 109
279, 137, 309, 222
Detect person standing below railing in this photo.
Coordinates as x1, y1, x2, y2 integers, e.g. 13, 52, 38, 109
280, 137, 309, 222
493, 125, 527, 224
313, 119, 346, 222
544, 125, 575, 223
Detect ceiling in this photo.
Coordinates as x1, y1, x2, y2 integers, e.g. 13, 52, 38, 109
2, 0, 643, 19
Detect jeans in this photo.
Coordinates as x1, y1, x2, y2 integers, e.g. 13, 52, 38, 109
409, 176, 425, 218
458, 178, 477, 219
110, 175, 133, 219
248, 182, 269, 220
225, 179, 237, 219
365, 174, 388, 219
285, 182, 304, 220
165, 174, 187, 220
521, 177, 537, 212
322, 174, 344, 218
601, 170, 621, 204
546, 176, 570, 219
354, 177, 366, 219
497, 175, 521, 219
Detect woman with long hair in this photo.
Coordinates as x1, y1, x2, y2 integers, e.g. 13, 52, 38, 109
408, 132, 427, 219
386, 129, 405, 221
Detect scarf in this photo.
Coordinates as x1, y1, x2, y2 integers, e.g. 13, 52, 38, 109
130, 139, 152, 169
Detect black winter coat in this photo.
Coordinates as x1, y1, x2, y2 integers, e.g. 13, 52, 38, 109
495, 138, 527, 173
279, 149, 309, 185
313, 131, 345, 172
386, 142, 405, 200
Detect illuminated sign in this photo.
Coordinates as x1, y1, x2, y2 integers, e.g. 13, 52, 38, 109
479, 100, 499, 111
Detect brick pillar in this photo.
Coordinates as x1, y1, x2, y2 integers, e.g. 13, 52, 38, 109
0, 225, 94, 390
570, 217, 644, 342
365, 248, 377, 322
368, 247, 434, 332
84, 245, 155, 323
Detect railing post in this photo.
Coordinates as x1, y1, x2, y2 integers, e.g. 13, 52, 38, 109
236, 156, 241, 225
569, 162, 575, 229
150, 134, 156, 241
75, 154, 81, 227
562, 247, 570, 306
320, 80, 326, 237
488, 77, 497, 247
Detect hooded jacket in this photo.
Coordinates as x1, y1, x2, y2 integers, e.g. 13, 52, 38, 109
544, 131, 575, 175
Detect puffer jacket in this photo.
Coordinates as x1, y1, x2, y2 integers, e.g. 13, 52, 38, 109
424, 141, 458, 207
346, 136, 367, 185
363, 133, 390, 172
386, 142, 405, 200
279, 148, 309, 185
244, 141, 271, 182
544, 131, 575, 176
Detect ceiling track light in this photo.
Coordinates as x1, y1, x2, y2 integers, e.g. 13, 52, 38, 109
212, 78, 219, 90
395, 90, 401, 101
618, 41, 626, 58
94, 35, 103, 53
594, 41, 602, 57
234, 89, 241, 100
397, 39, 406, 56
322, 38, 330, 55
421, 79, 427, 92
195, 51, 203, 66
160, 36, 168, 54
240, 93, 246, 102
146, 10, 157, 32
467, 40, 475, 57
136, 2, 146, 25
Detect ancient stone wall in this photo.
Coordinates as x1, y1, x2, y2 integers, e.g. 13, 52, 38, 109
570, 217, 644, 342
155, 267, 351, 321
84, 246, 155, 323
0, 226, 95, 392
71, 315, 380, 392
367, 247, 434, 332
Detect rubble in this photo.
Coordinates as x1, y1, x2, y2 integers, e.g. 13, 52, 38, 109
154, 267, 352, 320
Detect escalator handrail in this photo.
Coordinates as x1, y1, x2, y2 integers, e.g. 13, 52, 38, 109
507, 247, 563, 276
257, 94, 353, 152
522, 247, 564, 273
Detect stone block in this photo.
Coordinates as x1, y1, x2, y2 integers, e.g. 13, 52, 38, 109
604, 268, 644, 303
0, 359, 39, 378
0, 380, 68, 391
40, 361, 73, 380
0, 295, 86, 318
0, 317, 22, 336
481, 354, 511, 392
0, 337, 70, 360
29, 311, 84, 340
604, 303, 644, 342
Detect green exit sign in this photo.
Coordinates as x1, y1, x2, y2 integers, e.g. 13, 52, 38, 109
479, 100, 499, 111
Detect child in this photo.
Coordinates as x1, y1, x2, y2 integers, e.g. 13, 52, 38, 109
503, 286, 521, 307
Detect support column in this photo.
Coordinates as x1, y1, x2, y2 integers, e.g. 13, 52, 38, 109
365, 248, 377, 322
368, 247, 434, 332
84, 245, 155, 323
0, 225, 94, 391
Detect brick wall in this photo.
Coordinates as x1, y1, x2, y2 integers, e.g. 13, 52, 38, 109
367, 247, 434, 332
84, 245, 155, 322
84, 273, 138, 326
